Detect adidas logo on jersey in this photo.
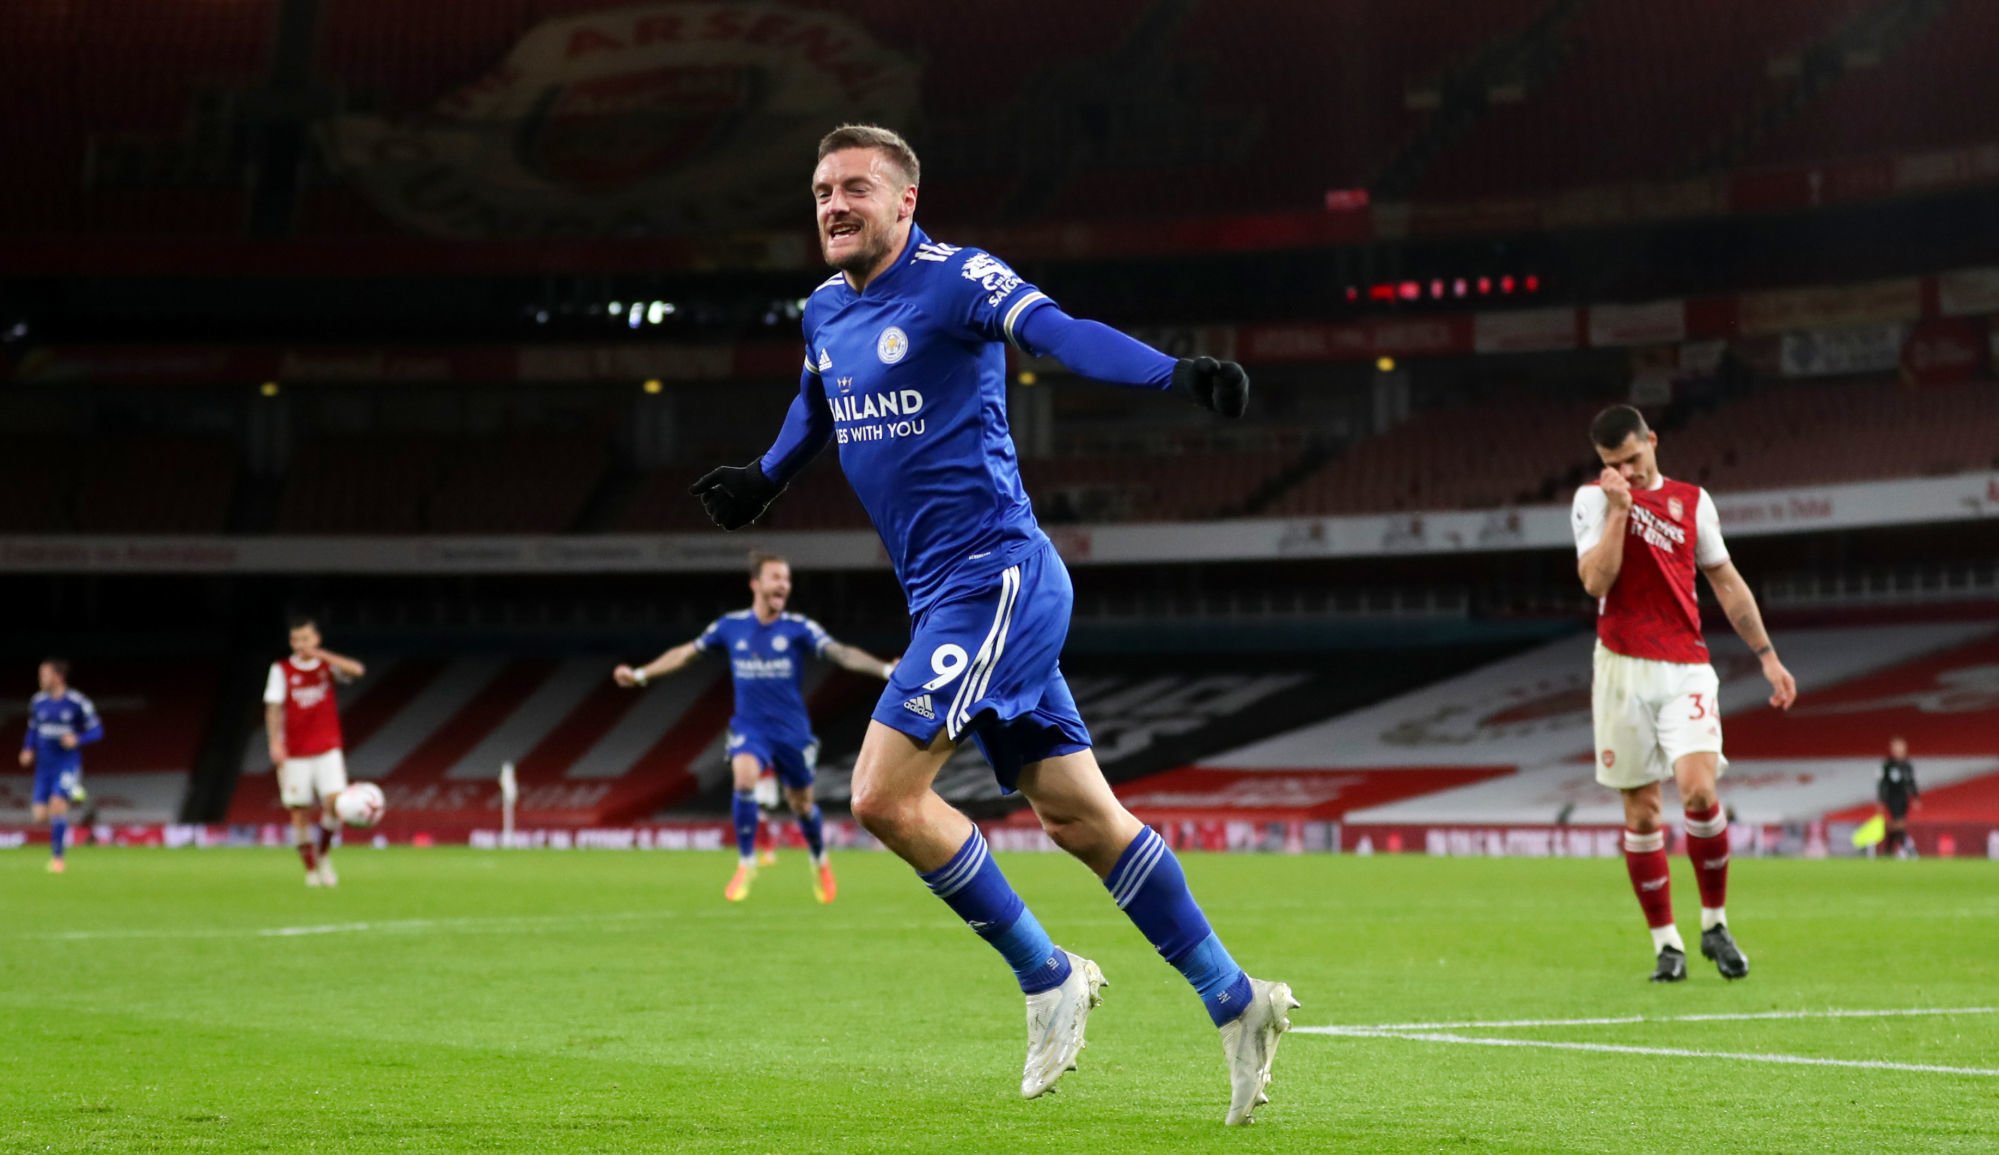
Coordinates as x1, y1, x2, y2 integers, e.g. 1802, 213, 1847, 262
902, 694, 935, 720
913, 241, 962, 263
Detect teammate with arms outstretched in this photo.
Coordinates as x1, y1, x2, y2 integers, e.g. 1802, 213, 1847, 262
265, 617, 366, 887
688, 125, 1295, 1124
614, 551, 894, 904
1573, 406, 1797, 982
20, 659, 102, 874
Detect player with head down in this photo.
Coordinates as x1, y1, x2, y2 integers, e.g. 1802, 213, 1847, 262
1574, 405, 1798, 982
690, 125, 1296, 1125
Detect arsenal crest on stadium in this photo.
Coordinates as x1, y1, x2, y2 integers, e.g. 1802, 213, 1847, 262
322, 3, 919, 239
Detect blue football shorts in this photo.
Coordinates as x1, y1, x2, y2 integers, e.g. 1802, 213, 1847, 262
725, 726, 819, 789
872, 541, 1092, 791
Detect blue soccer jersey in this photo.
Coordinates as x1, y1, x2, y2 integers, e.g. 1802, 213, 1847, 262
23, 688, 102, 804
695, 610, 834, 743
765, 226, 1059, 615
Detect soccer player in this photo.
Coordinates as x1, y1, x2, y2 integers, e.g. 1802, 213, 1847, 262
1878, 736, 1919, 859
1573, 405, 1798, 982
688, 125, 1296, 1124
19, 659, 102, 874
265, 616, 366, 887
613, 551, 895, 904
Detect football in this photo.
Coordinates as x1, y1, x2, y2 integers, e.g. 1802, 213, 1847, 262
334, 781, 387, 828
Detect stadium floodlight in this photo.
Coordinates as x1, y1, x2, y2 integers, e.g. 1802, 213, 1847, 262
627, 303, 643, 330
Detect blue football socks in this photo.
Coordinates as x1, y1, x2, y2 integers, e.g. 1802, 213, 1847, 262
729, 791, 758, 863
795, 804, 826, 861
920, 826, 1071, 994
50, 816, 68, 861
1105, 826, 1252, 1027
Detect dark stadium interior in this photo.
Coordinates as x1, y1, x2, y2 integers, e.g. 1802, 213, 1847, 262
4, 0, 1998, 837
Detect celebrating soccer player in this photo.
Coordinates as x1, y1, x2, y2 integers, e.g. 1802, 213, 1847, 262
20, 659, 102, 874
614, 551, 895, 905
1572, 405, 1798, 982
265, 616, 366, 887
688, 125, 1295, 1124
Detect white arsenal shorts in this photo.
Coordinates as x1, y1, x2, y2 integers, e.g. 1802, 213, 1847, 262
1592, 643, 1727, 790
278, 749, 349, 808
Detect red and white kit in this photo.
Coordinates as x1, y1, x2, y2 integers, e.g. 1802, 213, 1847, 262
1572, 476, 1730, 789
265, 656, 349, 807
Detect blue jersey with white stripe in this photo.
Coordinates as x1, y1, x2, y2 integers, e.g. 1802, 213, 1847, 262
695, 611, 833, 741
22, 689, 103, 775
782, 225, 1057, 614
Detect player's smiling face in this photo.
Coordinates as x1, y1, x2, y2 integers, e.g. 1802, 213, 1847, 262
812, 148, 916, 285
751, 561, 792, 616
1595, 431, 1659, 489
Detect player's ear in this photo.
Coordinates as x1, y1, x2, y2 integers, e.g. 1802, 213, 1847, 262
899, 180, 917, 221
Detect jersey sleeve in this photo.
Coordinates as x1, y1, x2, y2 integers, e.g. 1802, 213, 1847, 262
692, 619, 724, 654
75, 693, 103, 743
263, 663, 287, 706
1571, 486, 1609, 557
799, 616, 834, 657
949, 248, 1054, 349
1694, 488, 1730, 568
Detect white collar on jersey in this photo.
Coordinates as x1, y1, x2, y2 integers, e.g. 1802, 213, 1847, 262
290, 656, 323, 670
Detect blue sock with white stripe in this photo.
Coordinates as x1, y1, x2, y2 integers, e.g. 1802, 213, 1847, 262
730, 791, 758, 864
1105, 826, 1252, 1027
795, 805, 826, 861
50, 817, 68, 861
920, 826, 1071, 994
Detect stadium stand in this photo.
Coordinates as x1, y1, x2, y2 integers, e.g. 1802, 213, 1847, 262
1669, 379, 1999, 491
1415, 0, 1873, 199
1269, 391, 1605, 515
274, 434, 607, 533
0, 437, 237, 534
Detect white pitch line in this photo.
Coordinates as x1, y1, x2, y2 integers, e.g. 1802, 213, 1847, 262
1298, 1006, 1995, 1033
24, 910, 680, 942
1316, 1028, 1999, 1078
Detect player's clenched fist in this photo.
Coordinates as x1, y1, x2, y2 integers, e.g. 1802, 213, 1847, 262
691, 460, 785, 531
612, 664, 642, 688
1599, 467, 1633, 511
1171, 357, 1251, 418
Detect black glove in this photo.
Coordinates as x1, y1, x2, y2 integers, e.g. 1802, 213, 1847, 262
1171, 356, 1250, 418
689, 459, 785, 531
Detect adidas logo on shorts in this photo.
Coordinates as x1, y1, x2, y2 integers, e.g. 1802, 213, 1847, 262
902, 694, 935, 720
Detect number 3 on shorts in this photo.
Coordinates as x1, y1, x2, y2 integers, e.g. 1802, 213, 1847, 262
1688, 692, 1710, 721
921, 644, 970, 692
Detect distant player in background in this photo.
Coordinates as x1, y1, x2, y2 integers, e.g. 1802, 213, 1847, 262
265, 617, 366, 888
1878, 736, 1919, 858
689, 125, 1295, 1123
19, 659, 102, 874
614, 551, 896, 904
1574, 405, 1798, 982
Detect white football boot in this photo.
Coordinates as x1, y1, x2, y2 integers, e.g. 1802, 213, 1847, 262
1220, 977, 1299, 1125
315, 858, 338, 888
1019, 951, 1107, 1099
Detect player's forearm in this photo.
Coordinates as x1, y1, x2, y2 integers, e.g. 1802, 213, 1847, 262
317, 649, 366, 679
1014, 306, 1174, 389
264, 705, 285, 746
759, 372, 834, 486
1714, 581, 1774, 655
1577, 512, 1628, 598
639, 643, 700, 681
827, 643, 894, 679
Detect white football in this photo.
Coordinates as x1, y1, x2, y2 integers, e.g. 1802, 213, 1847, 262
335, 782, 387, 828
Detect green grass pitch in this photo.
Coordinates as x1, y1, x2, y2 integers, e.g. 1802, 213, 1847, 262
3, 846, 1996, 1152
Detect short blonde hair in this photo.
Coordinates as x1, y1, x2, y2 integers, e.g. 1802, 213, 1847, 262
817, 124, 920, 187
748, 550, 788, 579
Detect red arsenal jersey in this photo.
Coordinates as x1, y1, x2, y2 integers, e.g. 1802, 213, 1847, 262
1572, 476, 1729, 664
264, 657, 345, 758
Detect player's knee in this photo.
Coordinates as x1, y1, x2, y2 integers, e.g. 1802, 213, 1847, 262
1681, 784, 1719, 813
1035, 809, 1113, 860
850, 786, 914, 841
